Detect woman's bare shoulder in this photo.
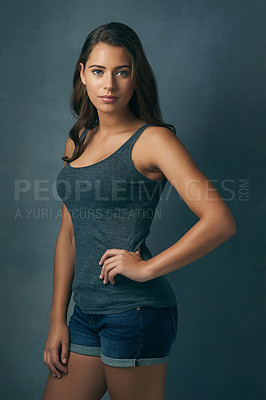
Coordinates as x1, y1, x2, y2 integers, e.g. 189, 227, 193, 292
144, 125, 179, 143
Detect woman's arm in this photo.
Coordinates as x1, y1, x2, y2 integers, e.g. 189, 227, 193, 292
43, 136, 78, 379
50, 138, 76, 323
144, 127, 237, 280
49, 202, 75, 323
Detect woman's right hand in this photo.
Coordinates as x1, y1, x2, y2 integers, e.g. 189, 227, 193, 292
43, 321, 70, 379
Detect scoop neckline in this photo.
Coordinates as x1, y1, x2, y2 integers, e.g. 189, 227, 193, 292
68, 123, 150, 170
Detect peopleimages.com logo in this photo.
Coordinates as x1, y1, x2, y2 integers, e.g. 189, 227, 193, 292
14, 177, 250, 202
15, 178, 166, 202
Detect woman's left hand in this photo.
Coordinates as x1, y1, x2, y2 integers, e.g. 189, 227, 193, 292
98, 247, 150, 284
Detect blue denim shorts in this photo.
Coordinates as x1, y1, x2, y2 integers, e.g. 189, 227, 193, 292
68, 304, 178, 368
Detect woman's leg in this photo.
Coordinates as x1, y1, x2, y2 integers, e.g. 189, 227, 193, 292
103, 362, 167, 400
42, 352, 108, 400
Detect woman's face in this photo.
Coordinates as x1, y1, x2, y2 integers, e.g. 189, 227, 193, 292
80, 42, 135, 114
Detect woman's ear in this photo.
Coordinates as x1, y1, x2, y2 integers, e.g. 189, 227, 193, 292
79, 62, 86, 85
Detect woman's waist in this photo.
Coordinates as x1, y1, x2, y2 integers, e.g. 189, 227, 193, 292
74, 234, 150, 256
72, 266, 174, 293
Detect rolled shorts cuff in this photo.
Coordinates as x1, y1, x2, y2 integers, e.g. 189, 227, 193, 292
70, 343, 101, 356
100, 352, 171, 368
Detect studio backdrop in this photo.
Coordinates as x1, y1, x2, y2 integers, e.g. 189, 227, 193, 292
0, 1, 265, 399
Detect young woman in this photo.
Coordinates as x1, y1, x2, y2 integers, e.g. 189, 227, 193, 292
42, 22, 236, 400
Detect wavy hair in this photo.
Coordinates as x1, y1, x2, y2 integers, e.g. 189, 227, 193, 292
63, 21, 176, 163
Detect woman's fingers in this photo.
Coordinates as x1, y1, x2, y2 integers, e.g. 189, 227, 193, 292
100, 256, 121, 284
43, 349, 61, 378
61, 341, 69, 367
103, 261, 120, 284
99, 253, 118, 280
52, 347, 68, 377
43, 323, 70, 378
99, 248, 121, 265
108, 265, 123, 284
100, 249, 144, 284
43, 347, 68, 378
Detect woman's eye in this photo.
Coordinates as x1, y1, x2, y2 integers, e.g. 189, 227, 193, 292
92, 69, 128, 76
117, 70, 128, 76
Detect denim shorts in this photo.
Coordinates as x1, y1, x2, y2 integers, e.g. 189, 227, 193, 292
68, 304, 178, 368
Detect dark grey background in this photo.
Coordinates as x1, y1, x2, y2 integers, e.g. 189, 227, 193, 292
1, 0, 265, 399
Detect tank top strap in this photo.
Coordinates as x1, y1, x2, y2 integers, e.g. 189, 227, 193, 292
126, 123, 156, 151
71, 127, 90, 157
80, 127, 90, 142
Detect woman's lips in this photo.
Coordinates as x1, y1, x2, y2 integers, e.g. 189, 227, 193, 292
99, 96, 119, 103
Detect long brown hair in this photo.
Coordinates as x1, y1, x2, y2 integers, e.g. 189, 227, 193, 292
63, 21, 176, 163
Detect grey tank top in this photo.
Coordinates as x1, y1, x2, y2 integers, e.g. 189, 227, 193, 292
56, 123, 177, 314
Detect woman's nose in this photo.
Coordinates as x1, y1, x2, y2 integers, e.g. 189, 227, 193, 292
104, 72, 116, 90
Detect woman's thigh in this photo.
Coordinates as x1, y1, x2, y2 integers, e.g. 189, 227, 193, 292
103, 362, 167, 400
99, 305, 177, 399
42, 352, 108, 400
